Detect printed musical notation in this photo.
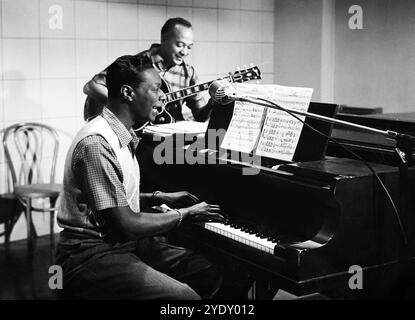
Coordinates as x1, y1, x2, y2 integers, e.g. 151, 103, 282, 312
220, 102, 265, 153
220, 83, 313, 162
256, 85, 313, 161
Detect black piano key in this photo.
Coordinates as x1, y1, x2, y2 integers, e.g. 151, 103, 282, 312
228, 220, 261, 236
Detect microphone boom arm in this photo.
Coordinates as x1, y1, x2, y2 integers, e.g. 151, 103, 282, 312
235, 95, 415, 165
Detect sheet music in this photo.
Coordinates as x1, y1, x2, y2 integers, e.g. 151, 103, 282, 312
143, 121, 208, 137
256, 85, 314, 161
221, 83, 313, 160
220, 101, 265, 153
152, 121, 208, 134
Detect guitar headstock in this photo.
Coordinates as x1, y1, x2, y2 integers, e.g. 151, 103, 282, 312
229, 64, 262, 83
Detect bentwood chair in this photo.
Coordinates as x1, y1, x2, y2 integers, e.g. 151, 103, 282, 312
2, 123, 62, 248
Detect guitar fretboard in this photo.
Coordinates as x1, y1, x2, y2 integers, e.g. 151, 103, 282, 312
164, 76, 231, 104
163, 66, 261, 104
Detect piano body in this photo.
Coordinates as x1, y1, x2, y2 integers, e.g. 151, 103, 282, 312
137, 103, 415, 299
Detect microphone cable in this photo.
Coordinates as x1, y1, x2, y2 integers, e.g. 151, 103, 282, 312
253, 97, 408, 246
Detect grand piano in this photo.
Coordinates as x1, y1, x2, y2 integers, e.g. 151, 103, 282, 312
137, 103, 415, 299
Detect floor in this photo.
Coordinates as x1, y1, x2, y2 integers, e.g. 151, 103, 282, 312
4, 235, 412, 300
0, 234, 323, 300
0, 235, 59, 300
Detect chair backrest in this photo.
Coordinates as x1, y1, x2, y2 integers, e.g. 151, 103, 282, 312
2, 123, 59, 190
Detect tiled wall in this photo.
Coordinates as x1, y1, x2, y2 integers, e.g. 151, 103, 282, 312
0, 0, 275, 242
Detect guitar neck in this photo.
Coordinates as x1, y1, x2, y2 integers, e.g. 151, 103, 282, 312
164, 75, 232, 104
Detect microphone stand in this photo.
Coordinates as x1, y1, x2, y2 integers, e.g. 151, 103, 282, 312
233, 95, 415, 166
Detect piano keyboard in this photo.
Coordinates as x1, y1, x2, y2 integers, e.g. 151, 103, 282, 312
199, 221, 280, 255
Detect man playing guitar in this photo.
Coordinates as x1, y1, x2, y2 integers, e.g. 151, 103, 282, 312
83, 17, 213, 123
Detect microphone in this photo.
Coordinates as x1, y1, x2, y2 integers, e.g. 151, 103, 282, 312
208, 80, 239, 105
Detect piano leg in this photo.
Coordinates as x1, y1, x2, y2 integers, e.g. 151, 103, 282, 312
250, 280, 279, 300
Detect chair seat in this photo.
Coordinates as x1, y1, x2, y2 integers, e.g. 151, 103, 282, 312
0, 192, 17, 200
15, 183, 62, 199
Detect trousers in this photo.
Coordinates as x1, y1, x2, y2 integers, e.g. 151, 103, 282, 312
55, 233, 223, 300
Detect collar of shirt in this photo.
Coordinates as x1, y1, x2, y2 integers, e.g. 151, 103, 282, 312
102, 107, 140, 152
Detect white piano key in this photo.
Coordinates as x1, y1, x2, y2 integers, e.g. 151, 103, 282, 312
202, 222, 276, 254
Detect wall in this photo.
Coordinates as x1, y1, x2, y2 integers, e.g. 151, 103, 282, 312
274, 0, 324, 101
274, 0, 415, 112
0, 0, 275, 243
334, 0, 415, 112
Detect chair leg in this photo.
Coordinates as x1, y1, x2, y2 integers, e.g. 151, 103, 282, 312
49, 210, 56, 265
5, 219, 11, 248
31, 221, 38, 238
4, 203, 23, 248
50, 210, 56, 253
50, 211, 55, 236
25, 197, 34, 249
49, 197, 57, 237
49, 197, 58, 264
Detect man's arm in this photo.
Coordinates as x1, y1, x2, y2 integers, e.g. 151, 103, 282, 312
83, 71, 108, 105
187, 98, 214, 122
102, 201, 224, 240
185, 66, 214, 122
140, 191, 199, 209
73, 136, 224, 240
102, 206, 181, 239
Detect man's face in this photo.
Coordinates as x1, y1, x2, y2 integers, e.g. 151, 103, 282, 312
161, 25, 194, 66
130, 68, 164, 123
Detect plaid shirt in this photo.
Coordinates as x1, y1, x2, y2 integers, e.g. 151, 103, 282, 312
137, 44, 206, 121
72, 107, 140, 213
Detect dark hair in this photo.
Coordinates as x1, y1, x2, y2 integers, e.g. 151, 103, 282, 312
106, 54, 154, 100
161, 17, 192, 41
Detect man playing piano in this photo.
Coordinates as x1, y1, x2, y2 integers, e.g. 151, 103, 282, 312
56, 54, 225, 299
83, 17, 214, 123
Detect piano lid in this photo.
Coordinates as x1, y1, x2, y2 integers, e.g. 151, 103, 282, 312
328, 111, 415, 165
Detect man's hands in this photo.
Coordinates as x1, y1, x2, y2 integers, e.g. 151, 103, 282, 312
180, 202, 226, 224
155, 191, 200, 208
155, 191, 227, 224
